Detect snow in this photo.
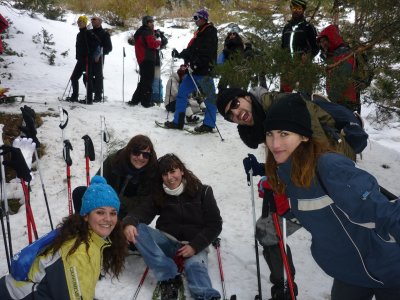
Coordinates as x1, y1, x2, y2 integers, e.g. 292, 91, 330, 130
0, 5, 399, 300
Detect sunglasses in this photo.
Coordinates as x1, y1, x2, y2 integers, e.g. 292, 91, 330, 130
91, 18, 99, 21
131, 149, 151, 159
225, 97, 241, 121
193, 15, 202, 21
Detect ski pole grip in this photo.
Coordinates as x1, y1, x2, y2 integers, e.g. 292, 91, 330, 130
212, 237, 221, 248
59, 108, 69, 130
82, 135, 95, 161
63, 140, 73, 166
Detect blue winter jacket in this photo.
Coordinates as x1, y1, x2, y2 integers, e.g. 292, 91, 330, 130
277, 152, 400, 288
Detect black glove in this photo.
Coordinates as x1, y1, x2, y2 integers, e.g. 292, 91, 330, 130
171, 49, 180, 58
0, 145, 32, 182
20, 105, 40, 147
243, 154, 265, 184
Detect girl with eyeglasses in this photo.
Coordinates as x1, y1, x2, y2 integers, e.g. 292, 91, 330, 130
123, 154, 222, 300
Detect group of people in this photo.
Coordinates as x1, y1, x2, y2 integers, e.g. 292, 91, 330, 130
0, 135, 223, 300
67, 15, 112, 104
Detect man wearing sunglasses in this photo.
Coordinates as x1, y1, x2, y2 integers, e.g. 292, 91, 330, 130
166, 9, 218, 133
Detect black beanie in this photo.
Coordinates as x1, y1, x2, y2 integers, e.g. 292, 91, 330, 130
142, 15, 154, 26
264, 94, 313, 137
217, 88, 250, 121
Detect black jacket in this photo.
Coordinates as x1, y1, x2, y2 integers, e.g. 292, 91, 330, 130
281, 17, 319, 58
179, 22, 218, 76
123, 184, 222, 253
75, 28, 100, 62
91, 26, 112, 55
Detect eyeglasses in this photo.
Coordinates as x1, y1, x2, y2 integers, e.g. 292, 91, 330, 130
131, 149, 151, 159
225, 97, 241, 121
193, 15, 202, 21
91, 18, 99, 21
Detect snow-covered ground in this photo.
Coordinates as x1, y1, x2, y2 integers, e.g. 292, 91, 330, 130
0, 5, 399, 299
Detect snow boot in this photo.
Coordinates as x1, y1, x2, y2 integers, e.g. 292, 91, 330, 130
194, 124, 213, 133
186, 114, 200, 124
159, 275, 182, 300
164, 113, 185, 130
270, 280, 298, 300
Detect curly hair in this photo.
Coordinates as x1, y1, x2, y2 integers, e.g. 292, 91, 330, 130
42, 214, 127, 278
158, 153, 201, 197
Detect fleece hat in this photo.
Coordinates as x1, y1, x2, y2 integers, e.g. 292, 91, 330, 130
80, 176, 120, 216
193, 9, 209, 20
264, 93, 313, 137
291, 0, 307, 9
217, 88, 251, 121
77, 15, 88, 25
142, 15, 154, 26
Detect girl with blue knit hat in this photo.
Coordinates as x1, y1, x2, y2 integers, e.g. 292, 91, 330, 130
0, 176, 127, 300
262, 97, 400, 299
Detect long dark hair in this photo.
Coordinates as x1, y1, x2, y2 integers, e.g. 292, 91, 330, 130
158, 153, 201, 197
42, 214, 126, 278
113, 134, 158, 177
266, 138, 332, 194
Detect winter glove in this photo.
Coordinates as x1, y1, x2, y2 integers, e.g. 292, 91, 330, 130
0, 145, 32, 182
243, 153, 265, 184
19, 105, 40, 147
171, 49, 180, 58
127, 36, 135, 46
258, 176, 290, 217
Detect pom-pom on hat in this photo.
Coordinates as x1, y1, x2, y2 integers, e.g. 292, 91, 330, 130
291, 0, 307, 9
77, 15, 88, 25
193, 9, 209, 21
263, 93, 313, 137
80, 176, 120, 216
216, 88, 251, 121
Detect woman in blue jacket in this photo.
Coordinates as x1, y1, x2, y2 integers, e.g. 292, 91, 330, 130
261, 95, 400, 300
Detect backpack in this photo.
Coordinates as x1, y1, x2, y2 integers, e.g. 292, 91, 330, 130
310, 94, 368, 154
354, 52, 374, 91
11, 229, 58, 281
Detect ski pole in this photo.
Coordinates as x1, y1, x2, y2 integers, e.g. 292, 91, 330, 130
20, 179, 38, 244
59, 106, 69, 144
63, 140, 73, 215
100, 116, 105, 176
212, 238, 228, 300
123, 47, 125, 103
272, 212, 296, 300
0, 124, 13, 260
249, 169, 263, 300
0, 205, 10, 271
187, 69, 224, 141
133, 266, 149, 300
59, 78, 71, 101
82, 135, 95, 186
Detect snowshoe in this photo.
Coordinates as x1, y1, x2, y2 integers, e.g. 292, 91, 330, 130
194, 124, 213, 133
159, 275, 182, 300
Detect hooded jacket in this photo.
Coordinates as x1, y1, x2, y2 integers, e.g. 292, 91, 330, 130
0, 232, 111, 300
278, 152, 400, 288
318, 25, 358, 107
133, 25, 161, 65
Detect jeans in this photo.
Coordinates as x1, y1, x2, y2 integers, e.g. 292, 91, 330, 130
135, 223, 221, 300
173, 74, 217, 128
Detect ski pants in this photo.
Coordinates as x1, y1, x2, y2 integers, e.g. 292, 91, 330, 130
71, 59, 93, 100
135, 223, 221, 300
331, 279, 400, 300
255, 215, 301, 285
173, 74, 217, 128
131, 60, 155, 106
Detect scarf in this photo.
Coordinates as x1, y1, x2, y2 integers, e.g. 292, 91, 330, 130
163, 181, 185, 196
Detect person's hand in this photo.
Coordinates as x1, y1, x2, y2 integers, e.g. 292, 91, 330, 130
171, 48, 180, 58
243, 154, 265, 184
123, 225, 138, 244
177, 244, 195, 258
0, 145, 32, 182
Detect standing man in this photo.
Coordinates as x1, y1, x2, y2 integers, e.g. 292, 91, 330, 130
281, 0, 319, 94
317, 25, 360, 113
129, 16, 161, 108
67, 16, 100, 104
165, 8, 218, 133
89, 16, 112, 102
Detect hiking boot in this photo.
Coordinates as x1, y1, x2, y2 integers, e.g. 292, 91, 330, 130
65, 95, 78, 102
270, 281, 298, 300
164, 121, 183, 130
194, 124, 213, 133
186, 115, 200, 124
127, 100, 138, 106
160, 275, 182, 300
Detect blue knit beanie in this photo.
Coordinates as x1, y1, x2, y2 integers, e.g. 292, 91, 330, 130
80, 176, 120, 216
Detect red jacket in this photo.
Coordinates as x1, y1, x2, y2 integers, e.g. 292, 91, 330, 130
318, 25, 358, 108
133, 25, 160, 64
0, 14, 9, 54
